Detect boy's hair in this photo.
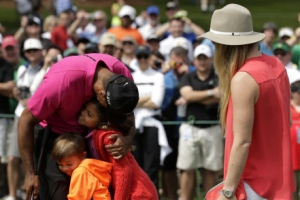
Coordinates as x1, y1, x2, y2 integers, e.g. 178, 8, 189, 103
291, 80, 300, 94
51, 132, 86, 161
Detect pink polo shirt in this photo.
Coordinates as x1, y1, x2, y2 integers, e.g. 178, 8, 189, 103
28, 54, 133, 134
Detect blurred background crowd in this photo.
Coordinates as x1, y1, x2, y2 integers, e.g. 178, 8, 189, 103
0, 0, 300, 200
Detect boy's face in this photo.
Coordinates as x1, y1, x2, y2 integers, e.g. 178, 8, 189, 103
78, 102, 100, 129
57, 153, 86, 176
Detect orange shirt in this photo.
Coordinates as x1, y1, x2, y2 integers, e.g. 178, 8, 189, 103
107, 26, 145, 45
224, 54, 294, 199
68, 159, 112, 200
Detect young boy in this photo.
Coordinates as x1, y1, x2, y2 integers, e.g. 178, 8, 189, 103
51, 132, 113, 200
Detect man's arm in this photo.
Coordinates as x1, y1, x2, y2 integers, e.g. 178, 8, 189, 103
136, 96, 159, 109
105, 112, 136, 159
180, 85, 220, 104
0, 81, 15, 97
18, 107, 41, 200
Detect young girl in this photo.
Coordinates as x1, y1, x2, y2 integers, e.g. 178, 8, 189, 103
78, 98, 159, 200
51, 132, 113, 200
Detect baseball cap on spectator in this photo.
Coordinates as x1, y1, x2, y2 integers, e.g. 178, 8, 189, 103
146, 34, 160, 42
279, 27, 294, 39
100, 33, 117, 46
84, 42, 99, 53
147, 5, 159, 15
118, 5, 136, 20
105, 74, 139, 116
23, 38, 42, 51
135, 45, 150, 56
63, 47, 79, 57
292, 45, 300, 65
262, 21, 277, 34
165, 1, 178, 10
172, 37, 189, 50
272, 41, 291, 53
2, 36, 18, 49
93, 10, 105, 19
194, 44, 212, 58
28, 16, 41, 26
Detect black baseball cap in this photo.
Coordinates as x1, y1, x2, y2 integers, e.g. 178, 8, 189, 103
135, 45, 150, 56
105, 74, 139, 116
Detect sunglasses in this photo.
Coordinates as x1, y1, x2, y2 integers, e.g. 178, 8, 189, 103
274, 50, 287, 56
123, 41, 134, 46
137, 54, 149, 60
25, 49, 39, 53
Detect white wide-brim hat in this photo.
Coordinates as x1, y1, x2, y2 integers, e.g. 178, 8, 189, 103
199, 4, 265, 46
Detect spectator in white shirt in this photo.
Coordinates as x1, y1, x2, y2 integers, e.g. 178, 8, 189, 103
160, 19, 193, 62
138, 5, 161, 41
132, 45, 168, 191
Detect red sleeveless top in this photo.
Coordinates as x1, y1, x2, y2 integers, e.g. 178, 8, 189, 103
224, 54, 295, 199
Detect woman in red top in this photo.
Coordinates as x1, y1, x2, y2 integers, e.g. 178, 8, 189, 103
78, 98, 158, 200
201, 4, 294, 200
290, 80, 300, 200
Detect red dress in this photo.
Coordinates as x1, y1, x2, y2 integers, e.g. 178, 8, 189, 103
290, 105, 300, 170
92, 129, 158, 200
224, 54, 294, 199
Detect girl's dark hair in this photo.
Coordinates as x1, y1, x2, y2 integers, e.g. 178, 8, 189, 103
89, 97, 109, 123
89, 97, 131, 135
291, 80, 300, 93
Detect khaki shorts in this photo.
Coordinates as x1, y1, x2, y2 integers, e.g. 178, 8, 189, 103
176, 123, 223, 171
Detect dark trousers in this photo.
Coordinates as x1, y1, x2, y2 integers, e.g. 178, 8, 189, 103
33, 125, 70, 200
132, 126, 160, 190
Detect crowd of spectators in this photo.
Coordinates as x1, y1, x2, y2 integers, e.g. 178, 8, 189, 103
0, 0, 300, 200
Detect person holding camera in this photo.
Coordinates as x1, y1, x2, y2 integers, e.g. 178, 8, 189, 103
7, 39, 43, 199
30, 45, 63, 94
159, 46, 195, 200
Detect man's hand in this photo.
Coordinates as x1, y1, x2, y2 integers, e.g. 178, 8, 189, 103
105, 134, 132, 159
24, 173, 38, 200
175, 96, 187, 106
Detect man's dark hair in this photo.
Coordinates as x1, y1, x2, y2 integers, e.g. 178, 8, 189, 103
75, 38, 90, 47
151, 50, 165, 61
170, 46, 187, 57
291, 80, 300, 94
46, 45, 63, 56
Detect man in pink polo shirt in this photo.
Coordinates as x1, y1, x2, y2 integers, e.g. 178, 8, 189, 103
18, 53, 138, 200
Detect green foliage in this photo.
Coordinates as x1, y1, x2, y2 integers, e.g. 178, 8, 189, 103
0, 0, 299, 35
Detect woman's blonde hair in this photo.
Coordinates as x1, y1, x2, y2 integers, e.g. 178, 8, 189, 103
43, 15, 58, 32
214, 42, 258, 133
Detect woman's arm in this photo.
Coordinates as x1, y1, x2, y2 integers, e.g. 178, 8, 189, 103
218, 72, 259, 200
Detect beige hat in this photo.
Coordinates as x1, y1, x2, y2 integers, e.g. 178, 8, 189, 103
100, 33, 117, 46
199, 4, 265, 45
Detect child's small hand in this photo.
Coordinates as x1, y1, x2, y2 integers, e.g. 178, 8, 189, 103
105, 134, 132, 159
